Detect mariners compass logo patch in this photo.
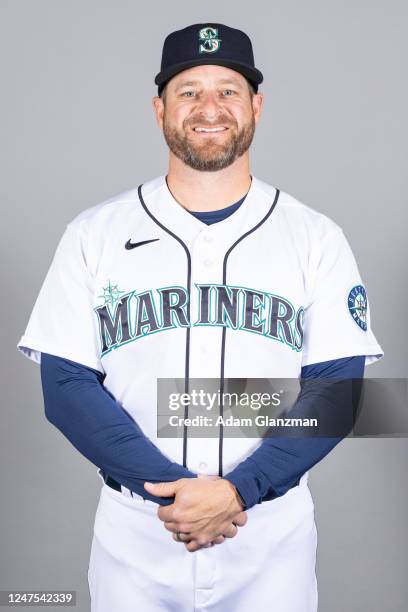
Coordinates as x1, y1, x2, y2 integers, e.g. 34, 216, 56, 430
198, 27, 221, 54
348, 285, 368, 331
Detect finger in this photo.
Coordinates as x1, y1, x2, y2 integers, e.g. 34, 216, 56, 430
222, 523, 238, 539
184, 542, 214, 552
157, 504, 176, 523
164, 521, 193, 534
211, 535, 225, 545
185, 540, 208, 552
172, 532, 191, 543
144, 481, 179, 498
182, 532, 215, 550
233, 511, 248, 527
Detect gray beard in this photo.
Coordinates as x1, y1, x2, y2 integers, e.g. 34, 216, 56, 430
162, 117, 256, 172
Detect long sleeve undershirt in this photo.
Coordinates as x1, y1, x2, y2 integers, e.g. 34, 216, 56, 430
39, 194, 365, 509
40, 353, 364, 508
223, 355, 364, 508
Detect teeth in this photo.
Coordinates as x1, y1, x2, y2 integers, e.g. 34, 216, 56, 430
194, 127, 227, 132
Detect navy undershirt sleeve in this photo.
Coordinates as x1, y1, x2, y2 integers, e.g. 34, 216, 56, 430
39, 202, 365, 510
40, 352, 196, 505
40, 352, 364, 510
224, 355, 365, 509
189, 199, 366, 509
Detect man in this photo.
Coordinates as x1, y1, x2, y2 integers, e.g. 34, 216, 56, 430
18, 23, 383, 611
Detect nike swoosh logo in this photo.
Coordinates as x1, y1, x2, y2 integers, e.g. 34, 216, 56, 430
125, 238, 160, 250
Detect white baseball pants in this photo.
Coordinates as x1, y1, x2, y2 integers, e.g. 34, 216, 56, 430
88, 477, 317, 612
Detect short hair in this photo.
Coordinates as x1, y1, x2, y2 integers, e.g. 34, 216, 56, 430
160, 79, 256, 103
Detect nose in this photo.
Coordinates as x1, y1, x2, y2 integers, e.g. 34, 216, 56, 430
196, 90, 224, 120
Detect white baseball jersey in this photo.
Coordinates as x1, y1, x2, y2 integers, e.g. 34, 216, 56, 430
17, 174, 384, 611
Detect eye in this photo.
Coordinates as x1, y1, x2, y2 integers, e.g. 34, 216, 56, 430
222, 89, 236, 96
181, 90, 196, 98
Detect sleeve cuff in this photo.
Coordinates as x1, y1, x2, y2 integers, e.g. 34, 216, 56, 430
224, 461, 273, 510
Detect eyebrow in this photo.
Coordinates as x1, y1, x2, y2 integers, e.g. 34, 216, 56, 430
217, 78, 243, 86
174, 78, 243, 91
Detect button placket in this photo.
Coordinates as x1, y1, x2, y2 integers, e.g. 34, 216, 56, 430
186, 228, 225, 476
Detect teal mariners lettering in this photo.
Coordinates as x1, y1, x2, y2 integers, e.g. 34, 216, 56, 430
94, 283, 304, 357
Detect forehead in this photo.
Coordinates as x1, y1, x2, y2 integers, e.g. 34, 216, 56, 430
168, 64, 248, 90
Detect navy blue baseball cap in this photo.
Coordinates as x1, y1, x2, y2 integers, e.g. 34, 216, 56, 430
155, 23, 263, 96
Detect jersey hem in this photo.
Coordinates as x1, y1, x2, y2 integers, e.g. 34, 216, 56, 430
16, 336, 104, 373
301, 344, 384, 368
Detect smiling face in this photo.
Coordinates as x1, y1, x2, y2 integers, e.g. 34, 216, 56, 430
153, 65, 263, 171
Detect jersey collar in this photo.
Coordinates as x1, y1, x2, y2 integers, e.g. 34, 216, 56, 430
137, 174, 277, 248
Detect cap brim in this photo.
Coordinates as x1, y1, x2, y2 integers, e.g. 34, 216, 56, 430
154, 58, 263, 89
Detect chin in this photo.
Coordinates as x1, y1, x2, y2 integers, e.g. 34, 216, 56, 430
192, 142, 231, 156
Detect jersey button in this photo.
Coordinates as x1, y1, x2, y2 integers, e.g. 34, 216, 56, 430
203, 258, 214, 268
198, 462, 208, 471
203, 234, 214, 243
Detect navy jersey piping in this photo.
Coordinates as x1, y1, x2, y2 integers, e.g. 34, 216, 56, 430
137, 183, 280, 476
137, 184, 192, 468
218, 187, 281, 476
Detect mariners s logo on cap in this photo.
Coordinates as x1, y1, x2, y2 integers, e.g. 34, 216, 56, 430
348, 284, 368, 331
198, 27, 222, 54
154, 23, 263, 95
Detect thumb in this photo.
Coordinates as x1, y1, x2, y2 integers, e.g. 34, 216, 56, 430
143, 480, 180, 497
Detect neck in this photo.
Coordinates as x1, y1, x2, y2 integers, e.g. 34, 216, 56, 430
166, 153, 252, 212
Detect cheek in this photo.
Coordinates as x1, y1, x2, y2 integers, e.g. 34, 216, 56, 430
165, 105, 192, 129
224, 102, 251, 124
237, 104, 254, 122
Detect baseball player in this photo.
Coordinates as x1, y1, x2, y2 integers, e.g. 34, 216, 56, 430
17, 23, 384, 612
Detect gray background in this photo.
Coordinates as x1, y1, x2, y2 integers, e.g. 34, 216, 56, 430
1, 0, 407, 610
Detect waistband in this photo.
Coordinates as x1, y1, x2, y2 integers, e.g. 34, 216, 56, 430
97, 468, 149, 502
97, 468, 309, 503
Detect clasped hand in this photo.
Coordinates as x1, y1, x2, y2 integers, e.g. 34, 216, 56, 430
144, 475, 248, 552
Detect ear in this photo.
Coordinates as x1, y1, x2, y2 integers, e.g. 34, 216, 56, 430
152, 95, 165, 129
252, 92, 264, 124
